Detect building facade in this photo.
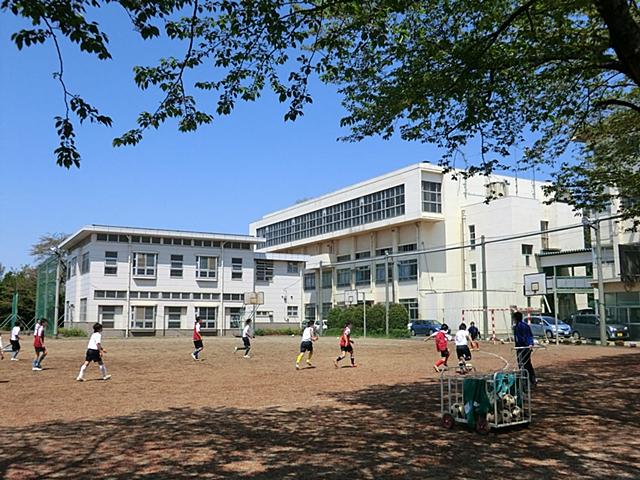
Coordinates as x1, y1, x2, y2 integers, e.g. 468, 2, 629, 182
60, 225, 308, 336
250, 163, 585, 333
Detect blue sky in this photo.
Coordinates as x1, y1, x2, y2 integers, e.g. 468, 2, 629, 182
0, 7, 540, 270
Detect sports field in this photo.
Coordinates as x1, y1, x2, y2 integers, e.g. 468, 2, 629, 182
1, 336, 639, 479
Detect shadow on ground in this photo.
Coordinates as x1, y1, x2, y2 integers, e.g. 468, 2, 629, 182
2, 353, 639, 479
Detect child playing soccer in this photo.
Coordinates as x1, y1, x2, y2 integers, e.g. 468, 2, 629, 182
454, 323, 472, 373
32, 319, 47, 371
76, 323, 111, 381
234, 318, 253, 358
0, 334, 4, 360
426, 324, 450, 372
191, 316, 204, 361
468, 321, 480, 351
296, 320, 318, 370
10, 322, 21, 360
334, 322, 356, 368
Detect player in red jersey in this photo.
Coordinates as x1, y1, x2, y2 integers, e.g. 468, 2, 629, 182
191, 316, 204, 361
32, 319, 48, 371
334, 322, 357, 368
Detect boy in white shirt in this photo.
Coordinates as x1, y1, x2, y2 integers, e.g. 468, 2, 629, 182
296, 320, 318, 370
234, 318, 253, 358
454, 323, 472, 373
10, 323, 21, 360
76, 323, 111, 381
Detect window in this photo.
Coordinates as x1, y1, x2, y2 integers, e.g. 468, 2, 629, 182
322, 270, 332, 289
256, 184, 406, 247
170, 255, 183, 278
469, 225, 476, 250
79, 252, 90, 274
68, 256, 77, 279
398, 259, 418, 281
287, 305, 299, 317
355, 266, 371, 286
522, 244, 533, 267
231, 257, 243, 280
79, 298, 87, 322
540, 221, 549, 250
196, 306, 218, 329
376, 247, 392, 257
287, 262, 299, 274
400, 298, 418, 321
470, 264, 477, 289
337, 268, 352, 287
98, 305, 121, 328
305, 304, 316, 321
255, 259, 274, 282
336, 254, 351, 263
398, 243, 417, 252
131, 306, 155, 329
304, 273, 316, 290
133, 252, 157, 277
376, 263, 393, 282
104, 251, 118, 275
322, 302, 333, 319
355, 251, 371, 260
422, 181, 442, 213
165, 306, 185, 329
223, 293, 243, 301
94, 290, 126, 299
196, 256, 217, 279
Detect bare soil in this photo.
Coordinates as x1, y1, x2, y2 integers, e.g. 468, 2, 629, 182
1, 335, 638, 479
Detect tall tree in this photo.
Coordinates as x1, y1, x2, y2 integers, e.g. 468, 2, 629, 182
30, 232, 69, 262
3, 1, 639, 218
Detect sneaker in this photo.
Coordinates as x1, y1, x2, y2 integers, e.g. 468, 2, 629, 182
234, 347, 238, 352
334, 360, 339, 368
433, 365, 440, 373
103, 375, 112, 381
32, 367, 42, 371
11, 358, 19, 361
352, 364, 358, 368
295, 363, 300, 370
191, 353, 197, 361
243, 355, 250, 359
76, 376, 85, 382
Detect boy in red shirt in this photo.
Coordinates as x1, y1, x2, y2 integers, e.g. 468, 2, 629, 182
426, 324, 450, 373
334, 322, 357, 368
32, 318, 48, 371
191, 316, 204, 361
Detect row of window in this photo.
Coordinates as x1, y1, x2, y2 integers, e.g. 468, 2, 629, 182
257, 185, 406, 246
95, 233, 252, 250
93, 290, 246, 302
335, 244, 414, 263
303, 259, 418, 290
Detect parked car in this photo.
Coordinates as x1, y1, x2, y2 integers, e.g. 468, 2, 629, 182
407, 319, 442, 336
565, 313, 630, 341
314, 320, 328, 332
528, 315, 573, 339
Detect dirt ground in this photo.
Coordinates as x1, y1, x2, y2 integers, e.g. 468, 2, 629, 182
1, 335, 639, 479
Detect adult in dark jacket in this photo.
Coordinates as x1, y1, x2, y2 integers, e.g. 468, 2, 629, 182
513, 311, 537, 386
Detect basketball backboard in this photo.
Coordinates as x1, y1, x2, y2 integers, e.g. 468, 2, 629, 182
523, 273, 547, 296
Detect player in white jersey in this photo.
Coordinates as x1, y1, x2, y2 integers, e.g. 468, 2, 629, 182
76, 323, 111, 381
10, 323, 21, 360
234, 318, 253, 358
296, 320, 318, 370
454, 323, 472, 373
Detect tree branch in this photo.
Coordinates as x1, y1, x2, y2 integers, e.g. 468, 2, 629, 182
594, 98, 640, 113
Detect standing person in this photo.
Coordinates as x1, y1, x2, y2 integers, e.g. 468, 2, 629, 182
334, 322, 357, 368
427, 324, 451, 372
0, 333, 4, 361
454, 323, 472, 373
10, 323, 21, 360
191, 316, 204, 361
76, 323, 111, 381
514, 311, 537, 386
234, 318, 253, 358
32, 319, 48, 371
296, 320, 318, 370
468, 321, 480, 351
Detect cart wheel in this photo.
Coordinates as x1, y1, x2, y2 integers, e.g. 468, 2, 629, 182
442, 413, 455, 429
475, 416, 490, 435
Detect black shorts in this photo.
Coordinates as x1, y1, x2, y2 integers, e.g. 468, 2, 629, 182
470, 334, 479, 341
193, 339, 203, 349
456, 345, 472, 361
35, 346, 46, 354
10, 340, 20, 351
440, 349, 450, 358
340, 344, 353, 353
242, 337, 251, 348
85, 349, 102, 363
300, 341, 313, 353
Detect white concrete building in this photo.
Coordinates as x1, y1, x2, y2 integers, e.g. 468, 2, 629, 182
250, 163, 585, 334
59, 225, 308, 336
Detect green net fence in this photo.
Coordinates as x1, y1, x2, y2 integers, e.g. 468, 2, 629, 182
35, 256, 59, 335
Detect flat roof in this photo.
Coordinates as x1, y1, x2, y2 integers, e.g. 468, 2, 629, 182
59, 224, 265, 251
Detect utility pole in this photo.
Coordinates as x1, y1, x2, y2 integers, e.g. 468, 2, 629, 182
384, 254, 390, 336
593, 218, 608, 346
481, 235, 489, 338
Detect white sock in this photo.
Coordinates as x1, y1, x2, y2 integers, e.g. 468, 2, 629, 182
99, 365, 108, 377
78, 364, 87, 378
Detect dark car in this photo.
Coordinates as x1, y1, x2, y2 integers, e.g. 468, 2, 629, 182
528, 315, 573, 339
565, 313, 630, 341
407, 319, 442, 336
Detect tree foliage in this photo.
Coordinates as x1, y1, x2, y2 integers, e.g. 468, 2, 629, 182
30, 232, 69, 262
326, 303, 408, 333
3, 0, 639, 218
0, 266, 36, 322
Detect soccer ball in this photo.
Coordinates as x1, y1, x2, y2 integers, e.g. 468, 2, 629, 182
501, 410, 513, 423
450, 403, 464, 419
502, 394, 516, 408
511, 406, 522, 420
486, 412, 495, 423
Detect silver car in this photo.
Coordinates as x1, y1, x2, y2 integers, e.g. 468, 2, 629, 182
528, 315, 573, 339
566, 314, 630, 341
